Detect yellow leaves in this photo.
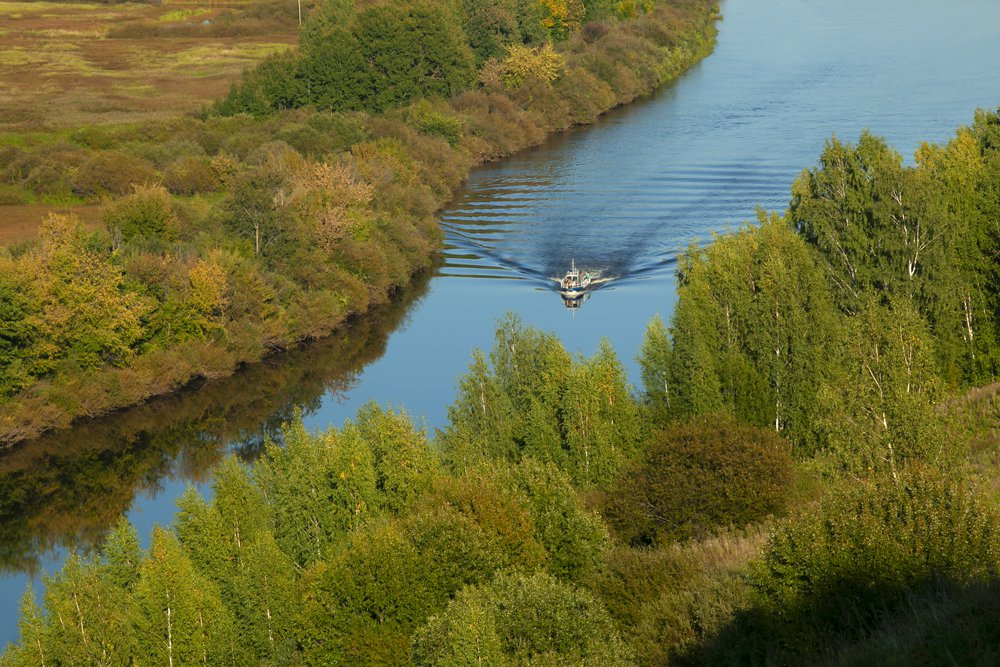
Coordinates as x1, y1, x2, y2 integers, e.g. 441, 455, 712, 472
537, 0, 585, 39
25, 213, 149, 368
187, 255, 229, 321
481, 43, 566, 90
916, 128, 984, 192
285, 160, 375, 254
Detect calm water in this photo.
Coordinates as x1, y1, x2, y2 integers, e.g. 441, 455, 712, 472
2, 0, 999, 648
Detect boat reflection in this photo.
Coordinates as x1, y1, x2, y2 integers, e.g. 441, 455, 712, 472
560, 291, 591, 309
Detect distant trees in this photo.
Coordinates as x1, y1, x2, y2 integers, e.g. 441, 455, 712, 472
222, 0, 478, 116
0, 0, 721, 444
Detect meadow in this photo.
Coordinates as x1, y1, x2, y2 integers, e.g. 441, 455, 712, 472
0, 0, 302, 132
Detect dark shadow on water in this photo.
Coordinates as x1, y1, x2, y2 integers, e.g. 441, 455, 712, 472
0, 268, 433, 575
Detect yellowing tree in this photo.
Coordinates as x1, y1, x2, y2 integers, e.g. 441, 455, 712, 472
483, 43, 566, 89
24, 214, 149, 371
537, 0, 585, 40
288, 161, 374, 254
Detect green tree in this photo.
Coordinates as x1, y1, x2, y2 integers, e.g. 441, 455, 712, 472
502, 458, 610, 581
103, 183, 179, 248
0, 255, 40, 397
253, 415, 378, 568
604, 416, 793, 545
132, 528, 240, 667
229, 532, 298, 662
637, 314, 672, 424
4, 586, 48, 667
299, 505, 512, 664
350, 403, 440, 515
413, 570, 633, 665
658, 215, 842, 452
815, 298, 946, 475
441, 315, 642, 487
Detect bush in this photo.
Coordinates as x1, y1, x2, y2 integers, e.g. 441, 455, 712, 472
604, 415, 793, 545
73, 150, 158, 197
0, 184, 29, 205
413, 570, 632, 666
103, 184, 180, 245
163, 156, 219, 195
735, 466, 1000, 662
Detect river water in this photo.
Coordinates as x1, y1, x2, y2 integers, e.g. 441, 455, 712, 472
2, 0, 999, 648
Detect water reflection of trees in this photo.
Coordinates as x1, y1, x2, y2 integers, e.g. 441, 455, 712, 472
0, 269, 432, 575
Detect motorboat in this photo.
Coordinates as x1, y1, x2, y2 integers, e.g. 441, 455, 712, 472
559, 260, 593, 298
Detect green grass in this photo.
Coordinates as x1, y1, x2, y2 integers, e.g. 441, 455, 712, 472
159, 8, 212, 22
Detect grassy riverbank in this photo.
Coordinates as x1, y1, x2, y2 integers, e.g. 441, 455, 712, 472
0, 0, 720, 445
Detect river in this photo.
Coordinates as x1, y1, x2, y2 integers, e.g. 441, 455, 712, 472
2, 0, 999, 649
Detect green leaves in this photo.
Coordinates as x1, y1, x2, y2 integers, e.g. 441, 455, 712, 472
643, 215, 841, 453
413, 570, 632, 666
442, 314, 643, 488
604, 416, 794, 545
747, 467, 1000, 660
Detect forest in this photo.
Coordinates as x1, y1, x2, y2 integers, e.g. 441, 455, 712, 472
3, 104, 999, 663
0, 0, 719, 443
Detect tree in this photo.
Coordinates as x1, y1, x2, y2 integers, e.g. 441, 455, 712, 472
815, 298, 946, 475
103, 183, 179, 248
224, 161, 292, 258
0, 254, 40, 397
655, 215, 842, 452
440, 314, 643, 487
637, 314, 672, 424
604, 416, 793, 545
132, 528, 240, 667
229, 532, 298, 662
253, 415, 378, 568
350, 2, 477, 112
413, 570, 632, 665
24, 214, 149, 372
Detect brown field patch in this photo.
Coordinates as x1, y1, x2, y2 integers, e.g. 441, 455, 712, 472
0, 1, 302, 130
0, 204, 103, 244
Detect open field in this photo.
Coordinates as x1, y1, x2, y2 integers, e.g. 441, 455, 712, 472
0, 0, 309, 242
0, 0, 302, 131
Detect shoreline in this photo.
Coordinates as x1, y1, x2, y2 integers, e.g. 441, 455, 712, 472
0, 1, 720, 446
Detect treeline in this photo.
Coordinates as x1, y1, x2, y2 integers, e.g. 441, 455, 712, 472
0, 0, 719, 444
641, 110, 1000, 475
8, 110, 1000, 665
2, 316, 800, 666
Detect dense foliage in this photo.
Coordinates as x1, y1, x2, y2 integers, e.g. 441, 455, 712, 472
638, 111, 1000, 475
0, 0, 719, 443
3, 0, 1000, 662
701, 466, 1000, 664
604, 416, 793, 545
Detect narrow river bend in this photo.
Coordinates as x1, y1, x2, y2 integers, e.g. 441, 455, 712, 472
2, 0, 999, 647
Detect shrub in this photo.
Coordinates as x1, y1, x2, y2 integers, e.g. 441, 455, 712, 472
103, 184, 180, 245
413, 570, 632, 665
0, 184, 29, 205
163, 156, 219, 195
73, 150, 158, 198
740, 466, 1000, 661
604, 415, 793, 545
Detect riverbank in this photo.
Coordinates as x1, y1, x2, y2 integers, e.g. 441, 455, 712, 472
0, 0, 720, 445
